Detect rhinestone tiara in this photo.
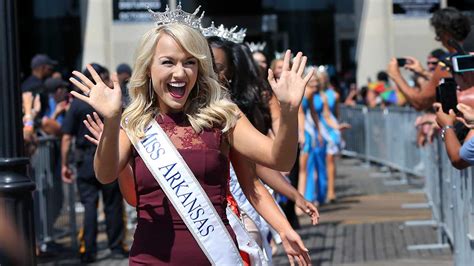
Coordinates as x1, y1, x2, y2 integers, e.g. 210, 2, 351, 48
148, 2, 204, 30
202, 22, 247, 44
274, 51, 285, 60
318, 65, 328, 73
246, 42, 266, 53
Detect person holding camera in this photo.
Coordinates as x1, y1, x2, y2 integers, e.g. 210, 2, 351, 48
434, 102, 474, 169
387, 7, 471, 111
404, 49, 446, 89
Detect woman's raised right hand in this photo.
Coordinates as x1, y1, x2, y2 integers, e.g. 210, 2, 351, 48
69, 64, 123, 119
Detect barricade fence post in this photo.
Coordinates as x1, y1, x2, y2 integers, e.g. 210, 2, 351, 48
67, 183, 78, 251
340, 106, 474, 261
363, 106, 370, 167
30, 136, 78, 253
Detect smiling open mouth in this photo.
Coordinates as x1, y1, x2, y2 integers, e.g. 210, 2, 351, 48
168, 82, 186, 99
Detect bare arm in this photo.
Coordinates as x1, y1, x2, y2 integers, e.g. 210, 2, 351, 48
418, 70, 433, 81
61, 134, 72, 165
344, 88, 357, 106
68, 65, 130, 184
230, 51, 312, 171
41, 118, 61, 136
268, 94, 281, 135
297, 105, 305, 144
0, 205, 28, 265
83, 112, 136, 205
93, 118, 132, 184
308, 96, 321, 133
230, 110, 297, 171
230, 149, 310, 265
434, 103, 471, 169
404, 56, 433, 81
321, 94, 340, 129
119, 163, 137, 206
388, 58, 449, 110
443, 129, 471, 169
22, 92, 32, 121
334, 91, 340, 119
256, 164, 319, 225
61, 134, 74, 183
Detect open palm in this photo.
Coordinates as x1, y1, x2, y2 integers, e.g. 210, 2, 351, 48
267, 50, 313, 112
69, 64, 123, 119
281, 228, 311, 265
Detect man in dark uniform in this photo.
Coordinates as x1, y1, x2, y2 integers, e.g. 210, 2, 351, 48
21, 54, 57, 125
60, 63, 127, 263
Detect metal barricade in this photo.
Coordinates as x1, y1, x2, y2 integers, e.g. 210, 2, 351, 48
30, 136, 78, 251
341, 106, 423, 175
339, 105, 366, 159
340, 105, 474, 265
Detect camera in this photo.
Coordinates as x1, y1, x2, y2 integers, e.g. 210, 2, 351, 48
436, 78, 459, 114
452, 55, 474, 73
396, 58, 407, 67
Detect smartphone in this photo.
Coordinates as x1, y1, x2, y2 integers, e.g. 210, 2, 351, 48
396, 58, 407, 67
452, 55, 474, 73
436, 78, 458, 114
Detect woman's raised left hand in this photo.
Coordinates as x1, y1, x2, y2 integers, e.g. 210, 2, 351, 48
267, 50, 313, 113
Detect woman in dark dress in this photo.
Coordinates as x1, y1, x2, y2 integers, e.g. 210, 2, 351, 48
70, 6, 312, 265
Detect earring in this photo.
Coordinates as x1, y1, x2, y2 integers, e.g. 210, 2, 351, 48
148, 78, 154, 101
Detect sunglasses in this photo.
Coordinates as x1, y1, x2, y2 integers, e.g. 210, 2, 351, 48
427, 61, 439, 65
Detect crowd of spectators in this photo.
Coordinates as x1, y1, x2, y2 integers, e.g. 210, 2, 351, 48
20, 55, 132, 261
341, 7, 474, 171
17, 5, 474, 264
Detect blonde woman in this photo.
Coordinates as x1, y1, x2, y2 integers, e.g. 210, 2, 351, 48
70, 15, 312, 265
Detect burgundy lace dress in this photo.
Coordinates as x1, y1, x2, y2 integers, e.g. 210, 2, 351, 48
129, 112, 237, 265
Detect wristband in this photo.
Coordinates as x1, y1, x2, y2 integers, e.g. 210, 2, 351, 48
441, 125, 455, 141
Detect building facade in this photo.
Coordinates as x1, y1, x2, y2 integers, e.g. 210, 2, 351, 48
17, 0, 473, 87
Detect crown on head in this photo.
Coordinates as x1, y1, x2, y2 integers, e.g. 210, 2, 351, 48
318, 65, 328, 73
246, 42, 266, 53
148, 2, 204, 30
274, 51, 296, 62
274, 51, 285, 60
202, 22, 247, 43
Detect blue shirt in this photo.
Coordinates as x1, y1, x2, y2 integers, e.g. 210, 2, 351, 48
459, 136, 474, 165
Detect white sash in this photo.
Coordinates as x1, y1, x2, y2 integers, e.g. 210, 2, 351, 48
229, 165, 273, 264
126, 120, 242, 265
227, 207, 268, 266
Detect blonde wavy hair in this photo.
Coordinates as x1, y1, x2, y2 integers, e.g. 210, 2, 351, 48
122, 23, 239, 140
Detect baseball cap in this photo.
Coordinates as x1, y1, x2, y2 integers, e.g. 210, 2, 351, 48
116, 63, 132, 75
83, 63, 109, 80
31, 54, 58, 69
44, 77, 69, 93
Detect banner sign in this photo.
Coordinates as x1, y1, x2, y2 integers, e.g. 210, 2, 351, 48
113, 0, 166, 22
393, 0, 440, 17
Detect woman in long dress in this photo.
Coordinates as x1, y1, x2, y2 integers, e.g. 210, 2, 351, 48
70, 20, 312, 265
